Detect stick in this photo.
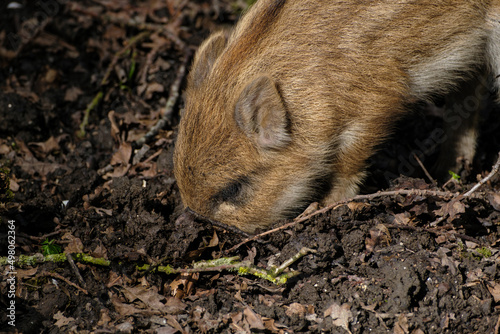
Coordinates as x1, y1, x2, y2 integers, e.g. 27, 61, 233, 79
66, 253, 87, 289
464, 152, 500, 197
226, 188, 457, 253
413, 153, 437, 187
40, 271, 88, 295
133, 52, 190, 148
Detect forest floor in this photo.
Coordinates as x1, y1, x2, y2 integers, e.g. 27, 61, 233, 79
1, 1, 500, 333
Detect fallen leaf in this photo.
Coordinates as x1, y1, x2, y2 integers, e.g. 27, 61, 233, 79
324, 302, 352, 334
434, 200, 466, 221
121, 285, 187, 314
366, 224, 391, 252
487, 281, 500, 303
488, 193, 500, 211
62, 232, 84, 254
347, 201, 369, 213
53, 311, 75, 328
110, 142, 132, 166
285, 302, 307, 318
64, 86, 84, 102
394, 314, 409, 334
243, 307, 265, 330
393, 212, 411, 225
143, 82, 164, 100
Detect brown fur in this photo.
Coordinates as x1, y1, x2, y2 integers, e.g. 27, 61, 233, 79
174, 0, 500, 233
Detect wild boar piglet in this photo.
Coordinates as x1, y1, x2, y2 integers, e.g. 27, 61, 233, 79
174, 0, 500, 232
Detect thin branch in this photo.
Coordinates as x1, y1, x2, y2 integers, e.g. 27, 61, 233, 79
227, 189, 457, 253
464, 152, 500, 197
66, 253, 87, 289
413, 153, 437, 187
40, 271, 88, 295
133, 52, 190, 148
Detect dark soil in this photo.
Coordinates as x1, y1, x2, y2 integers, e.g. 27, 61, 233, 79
1, 1, 500, 333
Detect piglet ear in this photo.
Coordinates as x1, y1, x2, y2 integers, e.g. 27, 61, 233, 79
234, 76, 290, 150
189, 31, 227, 88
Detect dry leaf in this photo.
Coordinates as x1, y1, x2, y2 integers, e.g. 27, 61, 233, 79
285, 302, 307, 318
64, 86, 84, 102
19, 155, 67, 177
143, 82, 165, 100
347, 201, 369, 212
243, 307, 265, 330
487, 281, 500, 303
434, 200, 466, 221
394, 314, 409, 334
393, 212, 411, 225
53, 311, 75, 328
62, 232, 84, 254
324, 302, 353, 334
488, 193, 500, 211
366, 224, 391, 252
111, 142, 132, 166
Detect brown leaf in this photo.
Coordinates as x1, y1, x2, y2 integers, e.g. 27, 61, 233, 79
394, 314, 409, 334
243, 307, 266, 330
393, 212, 411, 225
324, 302, 353, 334
110, 142, 132, 166
487, 281, 500, 303
347, 201, 369, 213
143, 82, 165, 100
121, 285, 187, 314
62, 232, 84, 254
29, 136, 62, 159
366, 224, 391, 252
53, 311, 75, 328
285, 303, 307, 318
64, 87, 84, 102
434, 200, 466, 221
488, 193, 500, 211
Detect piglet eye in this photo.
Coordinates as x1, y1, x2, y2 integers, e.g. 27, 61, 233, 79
211, 176, 249, 204
218, 181, 242, 202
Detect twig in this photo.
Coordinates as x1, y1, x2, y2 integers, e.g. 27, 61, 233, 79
40, 271, 88, 295
413, 153, 436, 187
20, 230, 65, 242
464, 152, 500, 197
141, 252, 308, 285
66, 253, 87, 289
227, 189, 457, 253
294, 189, 456, 226
269, 247, 316, 276
133, 52, 190, 148
226, 221, 298, 253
